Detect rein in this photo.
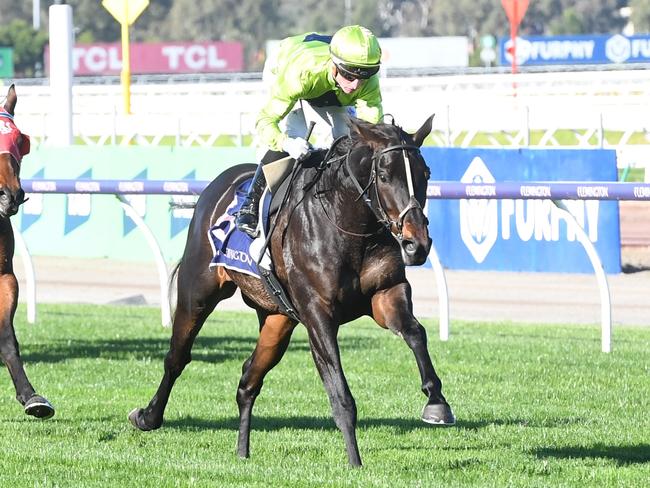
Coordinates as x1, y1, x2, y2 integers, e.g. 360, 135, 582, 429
343, 141, 423, 240
313, 134, 424, 240
313, 138, 381, 238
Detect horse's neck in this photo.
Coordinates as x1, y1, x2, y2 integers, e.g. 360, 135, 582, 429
310, 158, 381, 233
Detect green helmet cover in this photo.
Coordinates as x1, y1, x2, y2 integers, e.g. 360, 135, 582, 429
330, 25, 381, 68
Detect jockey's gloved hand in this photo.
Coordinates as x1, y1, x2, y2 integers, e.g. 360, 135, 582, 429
281, 137, 311, 160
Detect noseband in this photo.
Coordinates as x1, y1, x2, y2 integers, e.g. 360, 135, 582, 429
344, 142, 423, 240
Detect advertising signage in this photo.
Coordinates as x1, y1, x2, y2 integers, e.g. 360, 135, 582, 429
423, 148, 620, 274
0, 47, 13, 78
499, 33, 650, 66
45, 41, 244, 76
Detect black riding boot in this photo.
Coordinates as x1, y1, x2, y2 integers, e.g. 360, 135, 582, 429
236, 164, 267, 237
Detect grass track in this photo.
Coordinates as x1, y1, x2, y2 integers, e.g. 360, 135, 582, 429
1, 304, 648, 487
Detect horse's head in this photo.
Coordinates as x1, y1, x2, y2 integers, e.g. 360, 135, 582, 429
0, 85, 29, 218
349, 115, 433, 266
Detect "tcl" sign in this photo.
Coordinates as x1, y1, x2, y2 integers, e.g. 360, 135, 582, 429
46, 41, 244, 75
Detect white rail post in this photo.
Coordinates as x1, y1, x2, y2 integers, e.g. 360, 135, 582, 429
427, 242, 449, 341
13, 229, 36, 324
445, 105, 451, 147
116, 195, 172, 327
599, 112, 605, 149
48, 4, 74, 146
553, 200, 612, 353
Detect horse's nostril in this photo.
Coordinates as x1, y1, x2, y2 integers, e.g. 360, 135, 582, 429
404, 241, 416, 254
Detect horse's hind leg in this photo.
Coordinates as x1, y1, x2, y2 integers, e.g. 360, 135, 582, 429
371, 283, 455, 425
236, 312, 297, 458
129, 265, 236, 431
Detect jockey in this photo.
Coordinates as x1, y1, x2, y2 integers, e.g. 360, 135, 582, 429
236, 25, 384, 237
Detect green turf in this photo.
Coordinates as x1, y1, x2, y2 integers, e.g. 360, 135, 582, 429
1, 304, 648, 487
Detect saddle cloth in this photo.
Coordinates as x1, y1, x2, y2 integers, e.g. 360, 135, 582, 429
208, 179, 273, 278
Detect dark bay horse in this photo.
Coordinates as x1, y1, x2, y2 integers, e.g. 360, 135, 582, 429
0, 85, 54, 419
129, 116, 454, 465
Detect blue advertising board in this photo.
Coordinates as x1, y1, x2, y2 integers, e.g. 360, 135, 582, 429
423, 148, 621, 273
499, 33, 650, 66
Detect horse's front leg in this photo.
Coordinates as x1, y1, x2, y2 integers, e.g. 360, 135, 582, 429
303, 311, 361, 466
371, 283, 455, 425
0, 269, 54, 419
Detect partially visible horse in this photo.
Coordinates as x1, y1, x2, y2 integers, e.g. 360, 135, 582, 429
0, 85, 54, 419
129, 116, 454, 465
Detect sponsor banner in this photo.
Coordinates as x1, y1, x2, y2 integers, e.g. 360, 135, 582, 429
16, 146, 621, 273
499, 33, 650, 66
423, 148, 621, 273
265, 36, 469, 70
378, 37, 468, 68
17, 146, 255, 262
45, 41, 244, 76
426, 181, 650, 200
0, 47, 14, 78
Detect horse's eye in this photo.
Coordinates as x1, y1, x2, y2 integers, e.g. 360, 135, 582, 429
378, 173, 388, 183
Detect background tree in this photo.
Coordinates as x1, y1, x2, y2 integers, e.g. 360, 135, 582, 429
278, 0, 383, 34
524, 0, 626, 35
1, 0, 647, 74
0, 0, 30, 24
630, 0, 650, 32
66, 0, 120, 42
0, 19, 48, 76
156, 0, 287, 70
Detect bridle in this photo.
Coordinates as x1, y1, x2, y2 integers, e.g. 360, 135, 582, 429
342, 141, 424, 240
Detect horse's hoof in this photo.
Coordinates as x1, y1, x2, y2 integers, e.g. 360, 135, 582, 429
24, 395, 55, 420
128, 408, 157, 431
421, 402, 455, 426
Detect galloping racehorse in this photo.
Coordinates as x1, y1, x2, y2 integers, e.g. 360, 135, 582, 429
129, 116, 454, 465
0, 85, 54, 419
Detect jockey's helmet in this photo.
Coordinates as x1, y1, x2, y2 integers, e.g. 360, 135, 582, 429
330, 25, 381, 80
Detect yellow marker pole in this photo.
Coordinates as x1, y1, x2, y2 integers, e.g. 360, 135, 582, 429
120, 0, 131, 115
102, 0, 148, 114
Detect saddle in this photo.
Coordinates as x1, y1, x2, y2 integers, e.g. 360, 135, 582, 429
208, 150, 326, 322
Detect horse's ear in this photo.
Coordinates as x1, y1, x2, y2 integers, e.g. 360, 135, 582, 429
412, 114, 434, 147
4, 84, 17, 115
349, 117, 385, 150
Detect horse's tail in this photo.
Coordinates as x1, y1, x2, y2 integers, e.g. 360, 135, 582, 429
167, 261, 182, 321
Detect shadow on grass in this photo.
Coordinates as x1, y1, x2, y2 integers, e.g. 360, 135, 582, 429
165, 416, 567, 432
164, 414, 577, 433
21, 335, 376, 364
534, 444, 650, 465
21, 336, 254, 364
454, 416, 588, 430
165, 415, 430, 432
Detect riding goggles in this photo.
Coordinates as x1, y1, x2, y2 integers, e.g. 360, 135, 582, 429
335, 62, 380, 81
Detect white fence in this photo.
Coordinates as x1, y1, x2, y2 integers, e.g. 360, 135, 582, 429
14, 69, 650, 166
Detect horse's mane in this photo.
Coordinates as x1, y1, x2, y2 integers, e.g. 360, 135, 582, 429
302, 119, 405, 194
333, 119, 405, 157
